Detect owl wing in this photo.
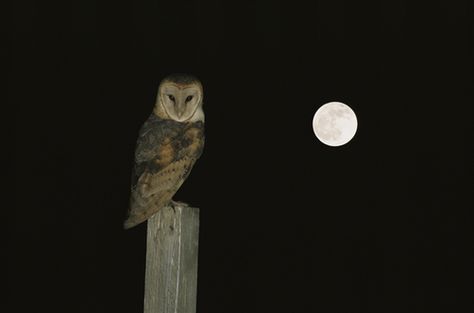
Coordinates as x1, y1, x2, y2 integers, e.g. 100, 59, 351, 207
124, 118, 204, 229
130, 117, 180, 190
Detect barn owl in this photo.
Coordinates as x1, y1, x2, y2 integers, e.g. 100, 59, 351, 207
124, 74, 205, 229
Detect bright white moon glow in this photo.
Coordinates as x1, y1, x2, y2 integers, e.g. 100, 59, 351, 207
312, 102, 358, 147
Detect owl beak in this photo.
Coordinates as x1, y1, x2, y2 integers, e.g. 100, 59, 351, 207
176, 103, 186, 119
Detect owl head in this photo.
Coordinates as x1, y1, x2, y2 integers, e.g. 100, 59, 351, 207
154, 73, 204, 123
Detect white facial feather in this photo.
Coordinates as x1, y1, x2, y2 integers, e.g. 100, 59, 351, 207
156, 83, 204, 122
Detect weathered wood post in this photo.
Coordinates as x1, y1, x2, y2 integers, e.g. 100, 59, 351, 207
144, 204, 200, 313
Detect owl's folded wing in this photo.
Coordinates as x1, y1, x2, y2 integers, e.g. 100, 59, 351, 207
125, 120, 204, 229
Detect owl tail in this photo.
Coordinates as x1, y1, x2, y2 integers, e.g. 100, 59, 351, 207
125, 185, 173, 229
123, 217, 139, 229
124, 189, 149, 229
123, 203, 147, 229
124, 208, 160, 229
123, 200, 160, 229
123, 203, 150, 229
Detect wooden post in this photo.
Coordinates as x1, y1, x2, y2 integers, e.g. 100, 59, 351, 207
144, 205, 200, 313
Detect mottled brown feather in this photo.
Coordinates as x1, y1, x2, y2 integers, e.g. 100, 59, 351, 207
124, 114, 204, 229
125, 157, 196, 228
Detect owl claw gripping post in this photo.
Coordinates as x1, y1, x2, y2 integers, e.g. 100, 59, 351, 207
124, 74, 205, 229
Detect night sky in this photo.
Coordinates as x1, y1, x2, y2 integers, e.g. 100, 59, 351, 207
10, 1, 473, 312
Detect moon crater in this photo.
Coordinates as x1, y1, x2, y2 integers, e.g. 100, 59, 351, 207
312, 102, 358, 147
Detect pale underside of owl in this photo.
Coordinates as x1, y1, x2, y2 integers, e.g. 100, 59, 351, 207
124, 74, 205, 229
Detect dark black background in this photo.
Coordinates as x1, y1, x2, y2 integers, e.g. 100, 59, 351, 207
10, 0, 473, 312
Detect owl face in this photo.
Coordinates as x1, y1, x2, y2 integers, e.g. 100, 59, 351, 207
157, 80, 203, 123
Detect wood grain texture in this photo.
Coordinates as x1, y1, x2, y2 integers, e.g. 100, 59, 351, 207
144, 205, 199, 313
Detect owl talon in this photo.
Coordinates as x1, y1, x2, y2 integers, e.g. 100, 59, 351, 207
170, 200, 189, 211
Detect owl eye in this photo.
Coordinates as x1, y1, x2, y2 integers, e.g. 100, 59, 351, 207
185, 95, 193, 102
168, 95, 175, 102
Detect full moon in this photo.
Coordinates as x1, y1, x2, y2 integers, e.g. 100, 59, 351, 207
312, 102, 358, 147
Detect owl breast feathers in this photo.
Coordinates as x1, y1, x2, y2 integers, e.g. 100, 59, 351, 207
124, 114, 204, 229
